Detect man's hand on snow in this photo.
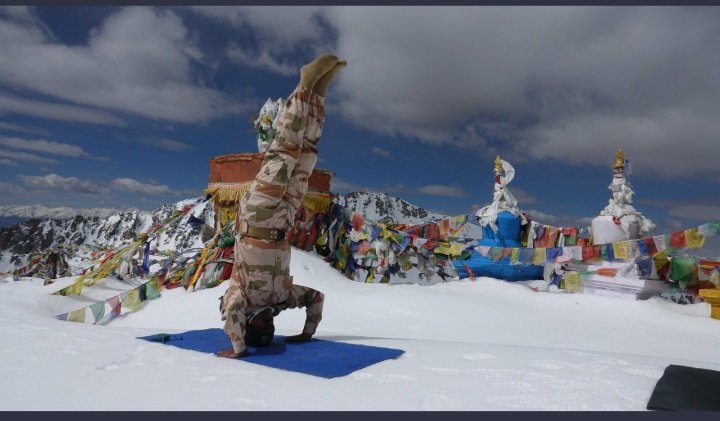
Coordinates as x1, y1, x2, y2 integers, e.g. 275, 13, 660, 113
216, 348, 250, 359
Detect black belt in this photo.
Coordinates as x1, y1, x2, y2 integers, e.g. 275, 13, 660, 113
242, 225, 286, 241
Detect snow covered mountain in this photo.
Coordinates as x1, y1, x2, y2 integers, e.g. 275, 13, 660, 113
0, 204, 125, 220
333, 191, 485, 239
334, 191, 447, 224
0, 198, 214, 268
0, 191, 473, 271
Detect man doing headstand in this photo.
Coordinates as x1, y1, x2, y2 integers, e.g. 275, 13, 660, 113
218, 54, 347, 358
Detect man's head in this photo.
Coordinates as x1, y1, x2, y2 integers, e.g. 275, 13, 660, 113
245, 307, 275, 347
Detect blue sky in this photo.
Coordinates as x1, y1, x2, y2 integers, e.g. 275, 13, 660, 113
1, 5, 719, 237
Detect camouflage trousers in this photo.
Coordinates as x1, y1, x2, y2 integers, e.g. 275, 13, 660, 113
220, 85, 326, 353
240, 85, 325, 231
220, 238, 324, 353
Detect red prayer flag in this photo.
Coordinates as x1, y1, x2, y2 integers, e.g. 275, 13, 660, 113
643, 237, 658, 256
352, 213, 365, 231
582, 246, 599, 261
108, 296, 121, 317
669, 231, 687, 249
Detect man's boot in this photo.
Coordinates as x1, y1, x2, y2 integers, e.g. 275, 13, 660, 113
299, 54, 339, 90
313, 60, 347, 97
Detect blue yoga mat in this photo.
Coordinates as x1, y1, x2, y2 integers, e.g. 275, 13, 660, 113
138, 328, 404, 379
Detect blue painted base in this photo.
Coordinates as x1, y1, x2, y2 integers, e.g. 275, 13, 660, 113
453, 250, 544, 282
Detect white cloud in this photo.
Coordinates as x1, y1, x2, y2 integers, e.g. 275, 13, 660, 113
508, 187, 537, 205
312, 6, 720, 178
18, 173, 110, 195
190, 6, 337, 79
417, 184, 468, 198
526, 209, 559, 225
0, 158, 17, 166
0, 120, 52, 136
0, 148, 57, 164
110, 177, 177, 196
139, 137, 192, 152
0, 180, 22, 193
0, 6, 48, 31
226, 45, 296, 76
330, 177, 408, 195
331, 177, 365, 193
0, 135, 92, 158
667, 204, 720, 222
0, 7, 249, 124
371, 146, 391, 159
0, 93, 125, 126
190, 6, 328, 49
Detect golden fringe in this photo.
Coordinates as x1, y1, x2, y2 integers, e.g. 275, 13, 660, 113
204, 182, 251, 204
303, 193, 333, 214
206, 182, 333, 214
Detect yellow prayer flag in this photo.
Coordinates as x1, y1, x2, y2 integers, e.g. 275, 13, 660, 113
510, 248, 519, 264
64, 280, 84, 296
122, 288, 143, 311
435, 242, 451, 256
612, 242, 629, 260
532, 248, 547, 265
438, 222, 449, 237
189, 247, 210, 288
654, 250, 669, 270
685, 228, 706, 249
67, 307, 86, 323
563, 272, 581, 292
449, 243, 465, 257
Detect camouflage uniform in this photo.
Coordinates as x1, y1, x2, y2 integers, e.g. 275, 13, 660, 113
220, 85, 326, 354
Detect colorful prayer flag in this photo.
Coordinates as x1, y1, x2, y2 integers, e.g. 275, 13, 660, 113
519, 248, 535, 263
145, 278, 161, 300
121, 288, 143, 311
669, 231, 687, 249
600, 244, 614, 261
684, 228, 705, 249
643, 237, 658, 256
90, 301, 105, 324
532, 248, 546, 265
546, 248, 562, 263
510, 248, 519, 264
563, 272, 582, 292
698, 222, 720, 237
612, 242, 629, 260
653, 235, 667, 253
67, 308, 86, 323
108, 295, 121, 317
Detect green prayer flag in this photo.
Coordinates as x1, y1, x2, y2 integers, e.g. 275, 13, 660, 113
90, 301, 105, 323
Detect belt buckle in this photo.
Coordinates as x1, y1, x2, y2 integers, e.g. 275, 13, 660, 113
269, 229, 284, 240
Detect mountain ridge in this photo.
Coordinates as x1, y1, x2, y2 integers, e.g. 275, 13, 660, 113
0, 192, 455, 270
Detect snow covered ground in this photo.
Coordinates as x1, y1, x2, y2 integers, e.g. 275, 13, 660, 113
1, 249, 720, 411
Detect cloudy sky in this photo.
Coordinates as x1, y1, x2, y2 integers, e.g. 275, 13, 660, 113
0, 5, 719, 235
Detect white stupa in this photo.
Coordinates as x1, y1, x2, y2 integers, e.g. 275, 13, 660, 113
591, 149, 655, 245
475, 155, 523, 233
